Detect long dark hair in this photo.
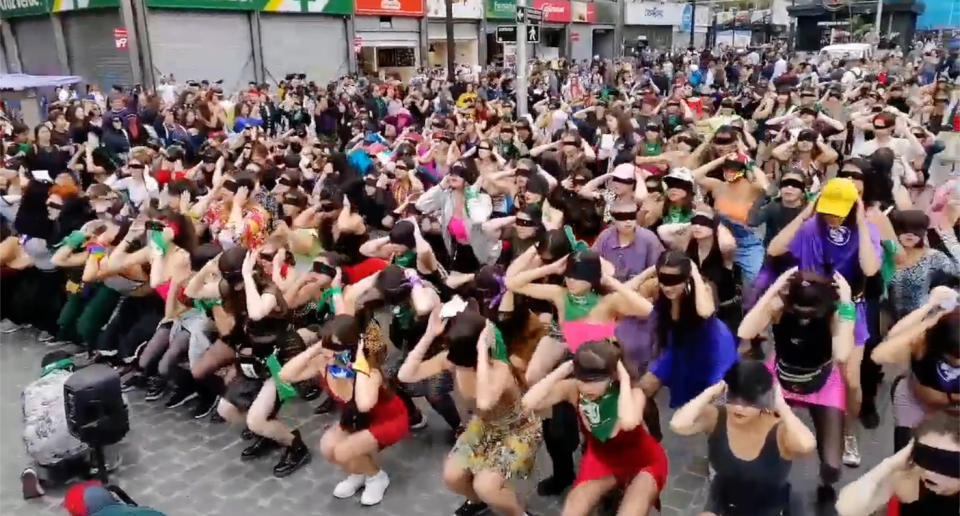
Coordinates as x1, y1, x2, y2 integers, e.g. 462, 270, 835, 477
14, 181, 53, 240
654, 251, 706, 348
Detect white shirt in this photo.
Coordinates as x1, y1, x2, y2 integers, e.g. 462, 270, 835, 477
105, 174, 159, 208
772, 58, 787, 80
157, 83, 178, 106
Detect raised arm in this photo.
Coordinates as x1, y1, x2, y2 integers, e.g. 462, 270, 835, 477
669, 380, 724, 435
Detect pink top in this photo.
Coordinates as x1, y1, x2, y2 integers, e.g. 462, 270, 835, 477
448, 216, 470, 244
561, 320, 617, 352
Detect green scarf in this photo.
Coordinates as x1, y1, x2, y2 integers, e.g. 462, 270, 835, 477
148, 230, 169, 255
193, 298, 222, 312
392, 250, 417, 268
579, 384, 620, 442
57, 230, 87, 251
565, 291, 600, 321
563, 225, 589, 253
393, 303, 415, 330
266, 352, 297, 403
880, 239, 899, 293
490, 324, 509, 364
40, 357, 74, 377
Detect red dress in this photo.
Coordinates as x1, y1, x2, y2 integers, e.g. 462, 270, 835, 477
342, 258, 387, 285
575, 420, 669, 491
324, 376, 409, 449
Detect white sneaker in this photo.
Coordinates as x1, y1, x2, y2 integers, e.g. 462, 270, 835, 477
38, 331, 56, 342
360, 470, 390, 506
843, 435, 861, 467
333, 474, 365, 499
0, 319, 24, 334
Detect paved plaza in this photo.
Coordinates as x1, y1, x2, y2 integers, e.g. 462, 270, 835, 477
0, 327, 894, 516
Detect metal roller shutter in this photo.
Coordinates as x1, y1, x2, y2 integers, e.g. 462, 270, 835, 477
147, 10, 255, 91
260, 14, 348, 86
11, 16, 64, 76
63, 10, 133, 90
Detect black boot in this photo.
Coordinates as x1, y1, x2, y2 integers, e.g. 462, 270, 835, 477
297, 381, 321, 401
859, 398, 880, 429
273, 430, 310, 477
538, 403, 577, 496
241, 436, 279, 461
313, 395, 336, 415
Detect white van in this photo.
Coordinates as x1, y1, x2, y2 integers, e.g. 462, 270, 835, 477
818, 43, 874, 62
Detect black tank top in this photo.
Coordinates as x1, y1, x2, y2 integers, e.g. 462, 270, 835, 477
707, 408, 791, 516
772, 312, 833, 370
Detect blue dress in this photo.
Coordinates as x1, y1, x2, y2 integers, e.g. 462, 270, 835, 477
649, 315, 738, 408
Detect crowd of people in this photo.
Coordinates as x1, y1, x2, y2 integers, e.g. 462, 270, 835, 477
2, 42, 959, 516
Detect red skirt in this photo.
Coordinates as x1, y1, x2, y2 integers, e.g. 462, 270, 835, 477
575, 423, 668, 492
363, 393, 410, 450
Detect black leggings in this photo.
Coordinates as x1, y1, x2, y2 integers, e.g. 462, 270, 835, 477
394, 388, 461, 430
96, 294, 164, 359
808, 405, 844, 485
542, 402, 579, 481
860, 296, 884, 404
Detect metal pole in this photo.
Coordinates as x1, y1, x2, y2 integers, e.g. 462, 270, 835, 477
689, 0, 696, 47
117, 0, 143, 87
445, 0, 455, 82
516, 3, 527, 116
874, 0, 882, 40
130, 0, 155, 91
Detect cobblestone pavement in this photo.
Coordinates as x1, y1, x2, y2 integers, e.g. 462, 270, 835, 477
1, 328, 894, 516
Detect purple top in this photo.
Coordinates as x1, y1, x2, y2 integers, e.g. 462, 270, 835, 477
593, 226, 663, 374
788, 218, 882, 285
787, 217, 882, 345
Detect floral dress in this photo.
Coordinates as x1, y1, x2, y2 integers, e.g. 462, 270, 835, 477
450, 388, 542, 481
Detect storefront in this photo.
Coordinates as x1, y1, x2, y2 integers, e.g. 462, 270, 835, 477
672, 3, 711, 50
568, 1, 616, 61
623, 2, 681, 51
8, 15, 63, 76
260, 0, 353, 85
532, 0, 569, 60
483, 0, 521, 65
788, 0, 923, 51
426, 0, 481, 69
62, 6, 134, 90
354, 0, 424, 81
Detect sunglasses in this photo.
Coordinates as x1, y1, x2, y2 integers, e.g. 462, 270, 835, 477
128, 163, 145, 170
610, 210, 638, 221
713, 137, 735, 145
515, 217, 540, 227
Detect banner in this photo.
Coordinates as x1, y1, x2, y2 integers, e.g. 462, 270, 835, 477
142, 0, 352, 14
355, 0, 422, 16
570, 1, 594, 23
427, 0, 480, 19
484, 0, 512, 19
532, 0, 568, 23
1, 0, 119, 18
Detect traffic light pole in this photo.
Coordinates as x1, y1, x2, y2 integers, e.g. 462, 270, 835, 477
516, 3, 528, 116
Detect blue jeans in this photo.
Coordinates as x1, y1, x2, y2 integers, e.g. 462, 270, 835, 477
720, 216, 764, 290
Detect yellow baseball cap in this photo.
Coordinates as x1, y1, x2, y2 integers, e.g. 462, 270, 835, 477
816, 178, 859, 218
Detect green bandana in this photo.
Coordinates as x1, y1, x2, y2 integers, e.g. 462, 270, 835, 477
662, 206, 692, 224
266, 352, 298, 403
565, 291, 600, 321
579, 384, 620, 442
58, 230, 88, 251
316, 287, 342, 315
563, 225, 589, 253
148, 230, 169, 255
393, 303, 415, 330
490, 324, 509, 364
193, 298, 222, 312
880, 239, 899, 291
40, 357, 74, 377
392, 250, 416, 268
643, 141, 662, 156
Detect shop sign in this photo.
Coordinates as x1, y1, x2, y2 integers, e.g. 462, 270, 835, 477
1, 0, 120, 18
142, 0, 353, 15
0, 0, 49, 17
355, 0, 422, 16
570, 1, 593, 24
114, 26, 128, 49
484, 0, 512, 19
532, 0, 568, 23
681, 4, 691, 31
570, 30, 579, 42
427, 0, 480, 19
624, 1, 682, 26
